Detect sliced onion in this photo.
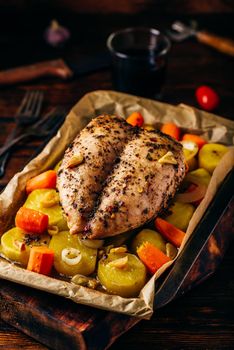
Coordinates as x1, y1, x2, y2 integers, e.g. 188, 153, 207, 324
48, 225, 59, 236
61, 248, 81, 265
176, 174, 207, 203
81, 238, 104, 249
176, 184, 206, 203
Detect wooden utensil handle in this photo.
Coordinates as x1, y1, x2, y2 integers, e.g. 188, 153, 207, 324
196, 31, 234, 57
0, 59, 73, 86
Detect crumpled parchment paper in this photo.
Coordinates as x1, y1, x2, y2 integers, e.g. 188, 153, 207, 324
0, 90, 233, 319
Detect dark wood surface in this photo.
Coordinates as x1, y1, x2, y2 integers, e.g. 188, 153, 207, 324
0, 9, 234, 350
0, 0, 234, 14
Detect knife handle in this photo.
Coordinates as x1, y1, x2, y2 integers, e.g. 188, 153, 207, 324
0, 59, 73, 86
196, 31, 234, 57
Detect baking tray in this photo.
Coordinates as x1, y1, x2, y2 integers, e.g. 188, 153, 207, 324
0, 90, 234, 349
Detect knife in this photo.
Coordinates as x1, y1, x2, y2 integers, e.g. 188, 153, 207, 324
154, 168, 234, 309
0, 52, 111, 86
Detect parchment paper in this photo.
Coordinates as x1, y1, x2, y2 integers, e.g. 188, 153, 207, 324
0, 90, 234, 319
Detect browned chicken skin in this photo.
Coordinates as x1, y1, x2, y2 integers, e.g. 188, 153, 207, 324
57, 115, 186, 238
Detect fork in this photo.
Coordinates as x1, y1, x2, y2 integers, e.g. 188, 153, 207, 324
0, 108, 66, 158
0, 90, 44, 177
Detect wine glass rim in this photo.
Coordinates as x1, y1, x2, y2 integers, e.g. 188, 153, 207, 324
107, 27, 171, 59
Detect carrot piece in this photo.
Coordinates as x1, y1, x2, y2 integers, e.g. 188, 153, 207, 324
27, 246, 54, 275
15, 207, 48, 234
137, 242, 171, 274
155, 218, 185, 248
126, 112, 144, 127
182, 134, 207, 149
161, 123, 180, 140
26, 170, 57, 194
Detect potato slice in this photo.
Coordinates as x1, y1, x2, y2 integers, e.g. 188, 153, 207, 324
131, 229, 166, 254
198, 143, 228, 174
188, 168, 211, 187
49, 231, 97, 277
24, 189, 68, 231
98, 252, 146, 297
165, 201, 195, 231
0, 227, 50, 267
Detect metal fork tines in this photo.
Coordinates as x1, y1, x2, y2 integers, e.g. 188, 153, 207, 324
15, 90, 44, 124
0, 90, 44, 177
0, 108, 66, 158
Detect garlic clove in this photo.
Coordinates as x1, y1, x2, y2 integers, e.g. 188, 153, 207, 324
109, 247, 127, 254
13, 239, 26, 252
108, 256, 129, 269
67, 154, 84, 168
158, 151, 178, 165
40, 191, 60, 208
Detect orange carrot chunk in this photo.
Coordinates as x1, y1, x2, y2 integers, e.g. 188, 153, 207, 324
27, 246, 54, 276
137, 242, 171, 275
26, 170, 57, 194
182, 134, 207, 150
161, 123, 180, 140
15, 207, 48, 234
155, 218, 185, 248
126, 112, 144, 127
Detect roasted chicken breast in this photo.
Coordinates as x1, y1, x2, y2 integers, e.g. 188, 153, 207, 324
57, 115, 133, 234
57, 114, 186, 238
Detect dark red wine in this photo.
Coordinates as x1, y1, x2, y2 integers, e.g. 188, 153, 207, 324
111, 48, 167, 99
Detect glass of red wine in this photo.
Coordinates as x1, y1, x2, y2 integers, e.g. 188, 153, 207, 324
107, 27, 171, 99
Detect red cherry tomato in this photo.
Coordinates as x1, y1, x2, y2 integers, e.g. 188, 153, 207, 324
195, 86, 220, 111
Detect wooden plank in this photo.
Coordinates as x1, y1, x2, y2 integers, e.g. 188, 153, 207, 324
0, 281, 138, 350
0, 319, 47, 350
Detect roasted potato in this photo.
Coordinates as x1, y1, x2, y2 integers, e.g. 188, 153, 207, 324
49, 231, 97, 277
98, 252, 146, 297
165, 201, 195, 231
24, 189, 68, 231
0, 227, 50, 267
131, 229, 166, 254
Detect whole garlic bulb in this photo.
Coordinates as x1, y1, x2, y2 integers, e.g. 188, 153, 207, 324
44, 20, 70, 47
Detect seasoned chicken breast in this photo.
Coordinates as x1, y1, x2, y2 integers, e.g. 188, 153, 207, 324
57, 115, 186, 238
57, 115, 133, 234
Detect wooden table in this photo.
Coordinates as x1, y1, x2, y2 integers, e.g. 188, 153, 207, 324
0, 10, 234, 349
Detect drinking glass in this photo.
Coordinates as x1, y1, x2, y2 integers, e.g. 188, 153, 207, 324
107, 27, 171, 99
